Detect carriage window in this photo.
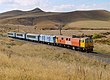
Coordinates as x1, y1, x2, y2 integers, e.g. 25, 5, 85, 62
47, 37, 50, 40
66, 38, 68, 40
27, 35, 36, 38
69, 38, 71, 41
17, 34, 23, 36
86, 39, 88, 43
90, 39, 93, 42
42, 36, 45, 39
81, 40, 84, 42
61, 38, 64, 40
43, 36, 45, 39
8, 33, 13, 35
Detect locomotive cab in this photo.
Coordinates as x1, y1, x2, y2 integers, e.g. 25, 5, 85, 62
80, 37, 93, 52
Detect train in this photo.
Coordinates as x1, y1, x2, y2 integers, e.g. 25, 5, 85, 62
7, 32, 94, 52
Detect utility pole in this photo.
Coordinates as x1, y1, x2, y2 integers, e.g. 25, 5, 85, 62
55, 24, 64, 35
59, 26, 62, 35
18, 25, 19, 32
59, 24, 65, 35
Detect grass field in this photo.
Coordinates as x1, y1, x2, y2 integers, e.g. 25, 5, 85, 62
0, 24, 110, 80
0, 24, 110, 54
65, 20, 110, 30
0, 37, 110, 80
0, 9, 110, 80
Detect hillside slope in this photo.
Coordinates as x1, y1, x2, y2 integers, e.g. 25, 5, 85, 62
0, 8, 110, 29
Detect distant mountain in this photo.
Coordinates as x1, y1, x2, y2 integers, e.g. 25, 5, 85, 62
28, 8, 44, 13
0, 10, 26, 19
0, 8, 110, 29
0, 8, 44, 19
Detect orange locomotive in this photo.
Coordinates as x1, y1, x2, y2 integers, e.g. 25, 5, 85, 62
56, 35, 93, 52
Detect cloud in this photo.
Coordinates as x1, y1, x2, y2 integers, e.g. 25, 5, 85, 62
0, 0, 110, 12
0, 0, 7, 4
49, 2, 110, 12
0, 0, 41, 5
76, 2, 110, 10
50, 4, 75, 12
0, 0, 49, 12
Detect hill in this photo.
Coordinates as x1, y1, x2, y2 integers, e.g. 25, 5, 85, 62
0, 8, 110, 30
0, 8, 44, 19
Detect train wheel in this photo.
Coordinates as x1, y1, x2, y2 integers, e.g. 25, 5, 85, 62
86, 50, 90, 53
91, 49, 93, 52
75, 47, 78, 51
72, 47, 75, 50
80, 48, 83, 52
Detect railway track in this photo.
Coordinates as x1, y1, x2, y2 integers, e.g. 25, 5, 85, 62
14, 38, 110, 64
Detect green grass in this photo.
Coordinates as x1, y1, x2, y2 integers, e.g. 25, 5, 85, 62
92, 33, 105, 39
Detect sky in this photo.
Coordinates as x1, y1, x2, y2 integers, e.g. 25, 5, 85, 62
0, 0, 110, 13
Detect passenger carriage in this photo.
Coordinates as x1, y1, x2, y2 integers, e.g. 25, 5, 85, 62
15, 32, 26, 39
39, 34, 56, 44
26, 33, 39, 41
7, 32, 16, 38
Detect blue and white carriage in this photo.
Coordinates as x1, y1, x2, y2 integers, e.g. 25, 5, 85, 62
39, 34, 56, 44
15, 32, 26, 39
7, 32, 16, 37
26, 33, 39, 41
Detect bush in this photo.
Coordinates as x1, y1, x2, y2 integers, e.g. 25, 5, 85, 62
92, 34, 104, 39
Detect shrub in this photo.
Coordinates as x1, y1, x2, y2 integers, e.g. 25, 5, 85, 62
92, 34, 104, 39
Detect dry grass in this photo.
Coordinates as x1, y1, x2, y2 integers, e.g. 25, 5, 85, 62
94, 43, 110, 54
0, 35, 109, 80
0, 25, 110, 80
65, 20, 110, 30
0, 9, 110, 80
0, 24, 110, 55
